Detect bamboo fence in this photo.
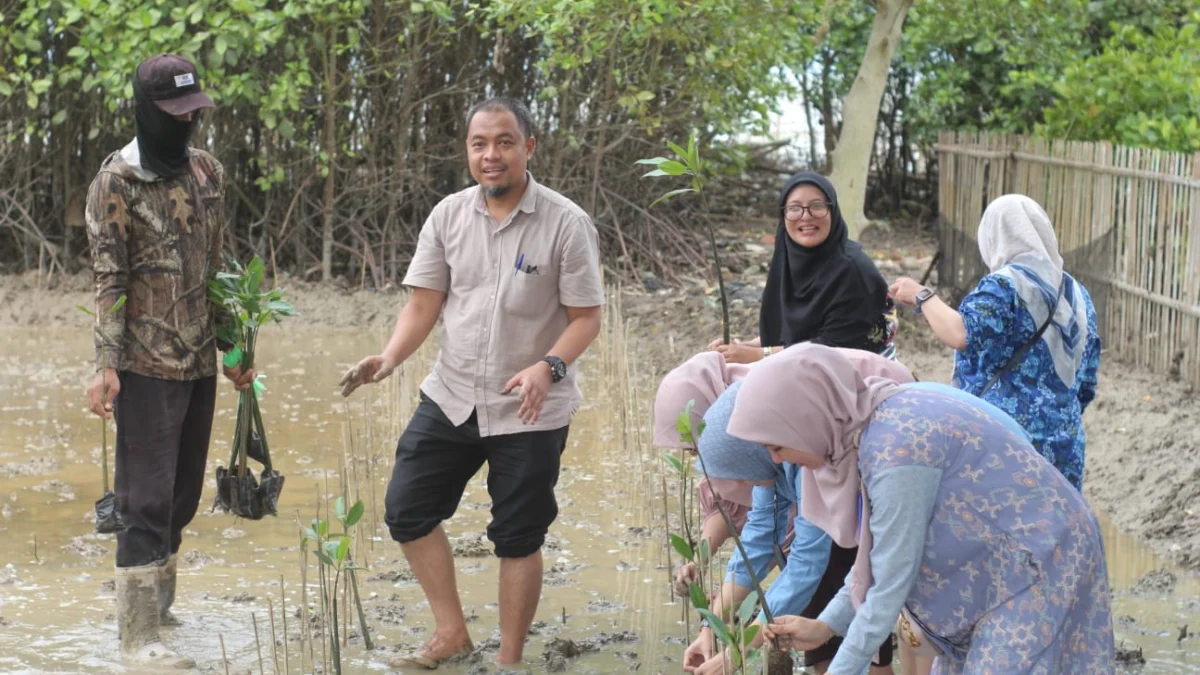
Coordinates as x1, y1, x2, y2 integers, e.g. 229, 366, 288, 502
935, 131, 1200, 387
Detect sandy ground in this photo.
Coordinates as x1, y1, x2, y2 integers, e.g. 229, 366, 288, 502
4, 222, 1199, 571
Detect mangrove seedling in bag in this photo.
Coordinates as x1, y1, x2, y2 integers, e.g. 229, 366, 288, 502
77, 295, 128, 534
207, 255, 297, 519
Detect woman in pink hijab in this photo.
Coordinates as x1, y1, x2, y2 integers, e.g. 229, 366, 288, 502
730, 344, 1114, 675
654, 352, 755, 597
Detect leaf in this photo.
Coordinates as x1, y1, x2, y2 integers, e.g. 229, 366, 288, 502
634, 156, 671, 166
30, 79, 52, 95
737, 589, 759, 626
697, 609, 736, 649
215, 35, 228, 56
666, 139, 688, 160
0, 81, 11, 97
334, 496, 346, 520
107, 295, 127, 312
314, 550, 333, 566
323, 540, 342, 560
698, 538, 711, 565
336, 534, 351, 561
52, 110, 67, 125
675, 409, 694, 446
649, 188, 696, 207
223, 346, 244, 369
67, 46, 88, 60
669, 533, 694, 562
345, 500, 365, 527
742, 623, 761, 646
635, 90, 655, 101
653, 160, 687, 176
302, 526, 318, 540
661, 451, 683, 475
688, 582, 709, 611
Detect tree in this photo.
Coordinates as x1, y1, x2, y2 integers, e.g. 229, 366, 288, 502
825, 0, 915, 237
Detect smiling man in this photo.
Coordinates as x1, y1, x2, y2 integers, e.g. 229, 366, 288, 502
340, 98, 604, 668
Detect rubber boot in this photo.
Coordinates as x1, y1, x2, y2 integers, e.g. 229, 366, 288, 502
115, 564, 195, 669
158, 554, 181, 627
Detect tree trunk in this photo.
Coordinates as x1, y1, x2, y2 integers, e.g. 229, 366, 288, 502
321, 25, 338, 282
799, 69, 820, 169
827, 0, 914, 238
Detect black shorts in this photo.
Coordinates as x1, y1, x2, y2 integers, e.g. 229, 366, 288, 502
384, 393, 570, 558
800, 543, 895, 667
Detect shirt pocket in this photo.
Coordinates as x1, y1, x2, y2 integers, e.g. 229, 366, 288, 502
502, 269, 558, 319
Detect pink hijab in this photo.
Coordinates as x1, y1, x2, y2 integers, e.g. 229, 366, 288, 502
726, 344, 910, 607
654, 352, 754, 507
653, 352, 752, 448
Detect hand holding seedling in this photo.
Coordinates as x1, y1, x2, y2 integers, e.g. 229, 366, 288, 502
675, 561, 701, 597
339, 354, 399, 397
87, 367, 121, 419
503, 361, 552, 424
223, 363, 258, 392
762, 615, 833, 651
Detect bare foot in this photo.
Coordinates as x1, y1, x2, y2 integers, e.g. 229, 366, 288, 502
388, 632, 473, 669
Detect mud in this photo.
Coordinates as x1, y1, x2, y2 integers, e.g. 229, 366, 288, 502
2, 221, 1200, 673
1133, 568, 1178, 596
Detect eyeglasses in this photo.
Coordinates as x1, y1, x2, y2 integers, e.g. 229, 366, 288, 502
782, 201, 831, 221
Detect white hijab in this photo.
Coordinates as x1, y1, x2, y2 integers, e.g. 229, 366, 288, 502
977, 195, 1090, 387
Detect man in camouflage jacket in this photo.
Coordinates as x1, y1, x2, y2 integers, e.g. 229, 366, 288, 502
84, 54, 253, 668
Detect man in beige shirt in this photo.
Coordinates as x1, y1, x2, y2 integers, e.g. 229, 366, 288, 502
341, 98, 604, 668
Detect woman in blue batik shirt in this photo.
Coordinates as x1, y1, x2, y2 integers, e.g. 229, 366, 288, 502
889, 194, 1101, 489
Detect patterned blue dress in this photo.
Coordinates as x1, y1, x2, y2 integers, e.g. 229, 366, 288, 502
863, 388, 1114, 673
952, 274, 1101, 488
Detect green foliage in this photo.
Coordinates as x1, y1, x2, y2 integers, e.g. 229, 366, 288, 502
207, 255, 298, 353
1036, 12, 1200, 152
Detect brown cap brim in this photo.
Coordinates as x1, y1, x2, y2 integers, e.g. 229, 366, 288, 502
153, 90, 216, 115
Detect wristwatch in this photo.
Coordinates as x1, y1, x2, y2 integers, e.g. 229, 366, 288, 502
913, 286, 935, 315
542, 355, 566, 383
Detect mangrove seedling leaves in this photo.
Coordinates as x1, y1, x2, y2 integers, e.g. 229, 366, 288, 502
698, 609, 737, 653
345, 500, 365, 528
689, 582, 709, 611
661, 451, 683, 475
670, 533, 695, 563
738, 589, 759, 627
335, 496, 346, 520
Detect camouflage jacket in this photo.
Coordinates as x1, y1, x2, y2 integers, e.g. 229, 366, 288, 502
85, 145, 228, 380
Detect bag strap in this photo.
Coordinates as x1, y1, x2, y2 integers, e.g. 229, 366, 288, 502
980, 280, 1065, 395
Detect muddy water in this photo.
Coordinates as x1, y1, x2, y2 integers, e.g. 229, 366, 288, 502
0, 325, 1197, 674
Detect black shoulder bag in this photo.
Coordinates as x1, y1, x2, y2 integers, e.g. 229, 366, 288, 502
980, 281, 1065, 395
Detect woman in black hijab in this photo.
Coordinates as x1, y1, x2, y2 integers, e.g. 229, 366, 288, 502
712, 172, 896, 363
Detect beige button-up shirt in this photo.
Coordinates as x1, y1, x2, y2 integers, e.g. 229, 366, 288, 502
403, 174, 605, 437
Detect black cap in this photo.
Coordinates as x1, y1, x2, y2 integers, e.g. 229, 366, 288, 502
135, 54, 215, 115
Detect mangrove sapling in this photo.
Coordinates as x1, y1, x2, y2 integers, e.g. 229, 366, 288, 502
76, 294, 127, 534
637, 133, 732, 345
208, 255, 297, 518
677, 401, 793, 673
300, 497, 371, 674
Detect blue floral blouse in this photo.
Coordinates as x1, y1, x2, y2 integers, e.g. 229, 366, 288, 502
952, 274, 1101, 489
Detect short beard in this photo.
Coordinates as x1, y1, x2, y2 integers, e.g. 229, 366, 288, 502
484, 184, 511, 198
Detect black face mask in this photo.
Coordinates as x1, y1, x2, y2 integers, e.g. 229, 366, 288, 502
132, 75, 197, 178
